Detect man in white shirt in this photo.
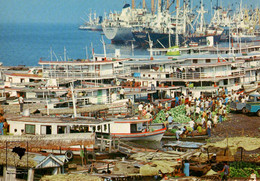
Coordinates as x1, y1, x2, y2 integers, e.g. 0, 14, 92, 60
189, 120, 195, 130
241, 96, 245, 103
18, 95, 24, 113
186, 104, 191, 116
205, 100, 209, 109
196, 106, 200, 116
196, 99, 200, 107
213, 114, 218, 126
207, 120, 212, 137
119, 88, 125, 99
138, 103, 143, 117
201, 117, 205, 128
176, 126, 186, 140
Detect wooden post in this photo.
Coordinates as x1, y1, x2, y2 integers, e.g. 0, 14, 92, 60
117, 138, 120, 151
100, 135, 104, 152
240, 147, 243, 161
109, 140, 112, 153
112, 137, 115, 151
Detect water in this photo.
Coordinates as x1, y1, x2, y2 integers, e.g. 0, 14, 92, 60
0, 23, 147, 66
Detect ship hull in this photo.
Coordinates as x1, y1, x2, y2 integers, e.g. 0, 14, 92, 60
133, 31, 185, 48
103, 26, 134, 43
231, 35, 260, 42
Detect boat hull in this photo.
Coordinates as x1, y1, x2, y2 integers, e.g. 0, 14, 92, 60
111, 128, 166, 141
103, 26, 134, 43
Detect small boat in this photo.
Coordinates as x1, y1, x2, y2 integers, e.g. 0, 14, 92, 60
110, 118, 166, 141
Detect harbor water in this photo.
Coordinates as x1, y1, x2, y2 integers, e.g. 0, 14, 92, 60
0, 23, 148, 66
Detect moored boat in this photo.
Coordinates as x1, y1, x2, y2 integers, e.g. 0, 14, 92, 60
110, 118, 166, 141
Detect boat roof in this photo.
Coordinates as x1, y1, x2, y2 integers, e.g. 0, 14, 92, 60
38, 58, 129, 65
111, 117, 152, 124
123, 52, 260, 66
8, 115, 105, 124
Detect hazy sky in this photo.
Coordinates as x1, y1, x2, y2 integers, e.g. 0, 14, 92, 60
0, 0, 258, 24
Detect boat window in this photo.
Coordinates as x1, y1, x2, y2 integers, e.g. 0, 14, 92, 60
104, 124, 107, 131
97, 125, 101, 131
41, 125, 52, 135
25, 124, 35, 135
193, 59, 198, 64
206, 59, 211, 63
130, 124, 138, 133
57, 126, 67, 134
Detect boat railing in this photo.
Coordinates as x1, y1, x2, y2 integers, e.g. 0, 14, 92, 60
170, 70, 245, 80
46, 71, 115, 79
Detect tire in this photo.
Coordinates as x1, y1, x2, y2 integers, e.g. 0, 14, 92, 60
65, 150, 73, 160
257, 110, 260, 117
242, 107, 247, 114
85, 152, 96, 160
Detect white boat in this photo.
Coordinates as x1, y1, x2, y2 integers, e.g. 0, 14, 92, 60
110, 118, 166, 141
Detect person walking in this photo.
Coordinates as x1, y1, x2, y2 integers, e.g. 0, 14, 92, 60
219, 162, 230, 181
18, 95, 24, 113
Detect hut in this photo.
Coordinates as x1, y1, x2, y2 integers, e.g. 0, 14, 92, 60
0, 150, 66, 181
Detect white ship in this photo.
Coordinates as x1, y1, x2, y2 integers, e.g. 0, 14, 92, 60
102, 1, 151, 44
79, 11, 103, 31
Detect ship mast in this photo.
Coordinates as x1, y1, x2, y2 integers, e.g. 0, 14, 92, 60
197, 0, 207, 32
158, 0, 162, 13
151, 0, 155, 14
132, 0, 135, 9
175, 0, 180, 46
143, 0, 146, 9
166, 0, 170, 10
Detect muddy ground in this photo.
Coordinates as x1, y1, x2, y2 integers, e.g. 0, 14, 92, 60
211, 112, 260, 140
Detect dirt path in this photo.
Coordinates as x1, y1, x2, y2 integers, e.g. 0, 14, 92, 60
211, 112, 260, 139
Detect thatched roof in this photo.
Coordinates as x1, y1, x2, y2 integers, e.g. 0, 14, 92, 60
40, 173, 102, 181
203, 137, 260, 155
40, 105, 109, 115
0, 133, 95, 150
140, 161, 179, 175
0, 149, 38, 168
2, 103, 46, 114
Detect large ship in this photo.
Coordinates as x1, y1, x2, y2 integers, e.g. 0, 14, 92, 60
187, 0, 223, 45
102, 2, 150, 44
132, 0, 191, 48
132, 0, 223, 48
79, 11, 103, 31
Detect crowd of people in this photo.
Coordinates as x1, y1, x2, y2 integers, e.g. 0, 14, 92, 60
129, 88, 249, 139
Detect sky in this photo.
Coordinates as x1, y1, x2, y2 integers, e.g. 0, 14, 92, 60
0, 0, 259, 24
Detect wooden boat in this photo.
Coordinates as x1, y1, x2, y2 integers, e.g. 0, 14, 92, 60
110, 118, 166, 141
